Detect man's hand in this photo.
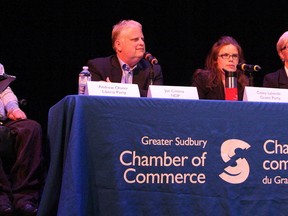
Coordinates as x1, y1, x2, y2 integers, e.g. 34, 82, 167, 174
7, 108, 27, 120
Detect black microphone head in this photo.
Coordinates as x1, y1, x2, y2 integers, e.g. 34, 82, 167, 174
144, 52, 158, 65
143, 52, 149, 59
144, 52, 153, 61
151, 58, 158, 65
18, 99, 28, 106
253, 65, 261, 72
236, 63, 242, 70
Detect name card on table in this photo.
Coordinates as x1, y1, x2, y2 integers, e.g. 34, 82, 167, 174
85, 81, 140, 97
243, 86, 288, 102
147, 85, 199, 99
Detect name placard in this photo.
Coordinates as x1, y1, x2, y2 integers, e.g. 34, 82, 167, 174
243, 86, 288, 102
147, 85, 199, 99
85, 81, 140, 97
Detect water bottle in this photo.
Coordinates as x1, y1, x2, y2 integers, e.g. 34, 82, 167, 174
224, 70, 238, 101
78, 66, 91, 95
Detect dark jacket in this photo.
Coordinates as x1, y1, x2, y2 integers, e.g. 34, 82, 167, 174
192, 70, 246, 100
263, 67, 288, 88
87, 55, 163, 97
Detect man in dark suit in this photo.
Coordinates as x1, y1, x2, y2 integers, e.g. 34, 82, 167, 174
263, 31, 288, 88
87, 20, 163, 97
263, 68, 288, 88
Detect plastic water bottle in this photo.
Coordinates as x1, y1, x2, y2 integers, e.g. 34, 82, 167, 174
78, 66, 91, 95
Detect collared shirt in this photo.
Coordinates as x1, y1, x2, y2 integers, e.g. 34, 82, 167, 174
285, 65, 288, 78
118, 58, 137, 84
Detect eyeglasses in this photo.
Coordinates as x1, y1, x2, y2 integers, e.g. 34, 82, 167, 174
218, 53, 239, 60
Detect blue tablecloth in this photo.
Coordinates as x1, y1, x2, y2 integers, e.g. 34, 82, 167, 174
38, 95, 288, 216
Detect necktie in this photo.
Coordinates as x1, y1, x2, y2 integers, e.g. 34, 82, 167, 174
122, 64, 132, 84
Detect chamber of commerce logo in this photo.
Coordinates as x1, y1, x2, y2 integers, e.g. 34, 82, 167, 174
219, 139, 251, 184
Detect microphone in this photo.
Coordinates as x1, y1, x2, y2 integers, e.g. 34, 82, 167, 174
237, 63, 261, 72
18, 99, 28, 106
144, 52, 158, 65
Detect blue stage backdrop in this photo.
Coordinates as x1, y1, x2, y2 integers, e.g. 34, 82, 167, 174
38, 95, 288, 216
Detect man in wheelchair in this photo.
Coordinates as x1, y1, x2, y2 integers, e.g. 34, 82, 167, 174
0, 63, 43, 216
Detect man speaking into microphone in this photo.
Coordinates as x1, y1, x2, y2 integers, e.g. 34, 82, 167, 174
87, 19, 163, 97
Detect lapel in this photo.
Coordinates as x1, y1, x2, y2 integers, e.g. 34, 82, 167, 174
219, 83, 225, 99
278, 68, 288, 87
110, 56, 122, 82
109, 57, 149, 86
132, 59, 148, 86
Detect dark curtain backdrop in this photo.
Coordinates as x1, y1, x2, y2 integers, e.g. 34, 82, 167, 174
0, 0, 287, 133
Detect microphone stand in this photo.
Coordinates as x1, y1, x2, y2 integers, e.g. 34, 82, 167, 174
248, 72, 254, 86
149, 65, 155, 86
144, 52, 158, 85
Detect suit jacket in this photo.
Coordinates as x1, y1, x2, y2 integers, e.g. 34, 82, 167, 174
87, 55, 163, 97
263, 67, 288, 88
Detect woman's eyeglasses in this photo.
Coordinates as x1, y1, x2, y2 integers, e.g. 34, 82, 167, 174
218, 53, 239, 60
